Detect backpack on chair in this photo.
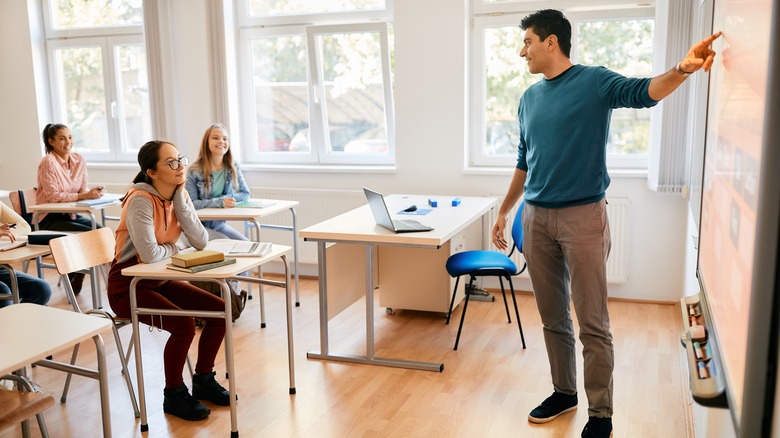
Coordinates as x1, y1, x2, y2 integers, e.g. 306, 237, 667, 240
190, 279, 248, 322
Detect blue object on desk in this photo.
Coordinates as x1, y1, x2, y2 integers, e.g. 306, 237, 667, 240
398, 208, 432, 215
452, 198, 462, 206
428, 199, 438, 207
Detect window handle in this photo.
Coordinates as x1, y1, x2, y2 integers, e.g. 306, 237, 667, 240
110, 101, 117, 118
313, 85, 320, 105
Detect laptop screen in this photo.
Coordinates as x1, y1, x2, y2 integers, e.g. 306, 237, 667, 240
363, 187, 396, 231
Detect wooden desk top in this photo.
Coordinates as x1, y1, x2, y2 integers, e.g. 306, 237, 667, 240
0, 303, 112, 375
300, 194, 497, 247
120, 244, 292, 279
196, 199, 299, 221
0, 244, 51, 264
28, 193, 122, 213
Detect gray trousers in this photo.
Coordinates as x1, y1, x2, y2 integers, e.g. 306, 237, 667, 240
522, 199, 614, 417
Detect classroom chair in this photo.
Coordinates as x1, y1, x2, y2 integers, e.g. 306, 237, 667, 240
8, 188, 43, 275
0, 374, 55, 438
8, 188, 37, 227
445, 200, 527, 351
47, 227, 141, 418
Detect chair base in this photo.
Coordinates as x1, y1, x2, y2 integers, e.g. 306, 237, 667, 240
446, 274, 527, 351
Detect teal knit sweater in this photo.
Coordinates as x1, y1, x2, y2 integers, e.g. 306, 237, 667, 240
516, 64, 659, 208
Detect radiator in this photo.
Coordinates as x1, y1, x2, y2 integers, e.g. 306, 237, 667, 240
250, 187, 366, 265
488, 196, 631, 284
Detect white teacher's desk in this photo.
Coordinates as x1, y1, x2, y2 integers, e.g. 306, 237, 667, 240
301, 194, 497, 372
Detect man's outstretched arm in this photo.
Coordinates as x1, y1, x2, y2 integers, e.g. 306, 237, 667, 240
648, 31, 723, 101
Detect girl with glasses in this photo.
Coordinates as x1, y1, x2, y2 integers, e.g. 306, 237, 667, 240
107, 140, 231, 421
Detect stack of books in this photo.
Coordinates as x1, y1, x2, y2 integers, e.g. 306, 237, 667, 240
167, 249, 237, 273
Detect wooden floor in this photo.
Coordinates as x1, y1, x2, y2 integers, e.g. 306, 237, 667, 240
1, 270, 692, 438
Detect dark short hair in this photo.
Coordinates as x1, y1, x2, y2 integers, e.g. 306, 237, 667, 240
133, 140, 172, 184
42, 123, 69, 153
520, 9, 572, 58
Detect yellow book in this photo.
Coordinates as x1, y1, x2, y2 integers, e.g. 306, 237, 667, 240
166, 257, 237, 273
170, 250, 225, 267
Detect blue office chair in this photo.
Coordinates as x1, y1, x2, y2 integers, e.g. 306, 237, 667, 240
445, 200, 527, 350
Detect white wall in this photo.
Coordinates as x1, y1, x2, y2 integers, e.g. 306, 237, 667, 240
0, 0, 690, 302
0, 0, 46, 190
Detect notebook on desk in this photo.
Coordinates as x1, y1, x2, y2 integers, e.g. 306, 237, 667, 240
363, 187, 433, 233
75, 193, 122, 206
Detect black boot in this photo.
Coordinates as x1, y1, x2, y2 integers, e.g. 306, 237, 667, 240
163, 384, 210, 421
68, 272, 85, 295
192, 371, 231, 406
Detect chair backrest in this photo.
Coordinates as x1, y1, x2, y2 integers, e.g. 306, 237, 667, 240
0, 387, 55, 432
510, 200, 526, 254
8, 188, 37, 226
49, 227, 115, 275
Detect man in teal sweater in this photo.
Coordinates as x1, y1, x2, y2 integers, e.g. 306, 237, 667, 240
491, 9, 722, 438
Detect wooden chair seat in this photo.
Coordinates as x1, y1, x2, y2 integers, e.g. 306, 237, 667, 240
0, 388, 55, 432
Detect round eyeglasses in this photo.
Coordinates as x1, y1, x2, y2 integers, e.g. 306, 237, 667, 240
164, 156, 189, 170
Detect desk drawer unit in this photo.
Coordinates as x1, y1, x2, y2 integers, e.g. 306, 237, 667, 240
377, 231, 466, 313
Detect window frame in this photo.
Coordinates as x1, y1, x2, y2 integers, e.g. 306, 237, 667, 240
42, 0, 150, 163
236, 0, 395, 167
306, 22, 396, 166
469, 4, 656, 170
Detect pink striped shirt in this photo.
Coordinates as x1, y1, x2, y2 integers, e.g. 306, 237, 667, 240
36, 152, 89, 220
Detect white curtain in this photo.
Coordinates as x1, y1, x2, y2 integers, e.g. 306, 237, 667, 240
647, 0, 695, 193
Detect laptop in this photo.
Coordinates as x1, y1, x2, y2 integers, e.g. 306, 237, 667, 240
363, 187, 434, 233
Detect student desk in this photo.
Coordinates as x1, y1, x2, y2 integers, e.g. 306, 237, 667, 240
29, 195, 122, 309
300, 194, 497, 372
29, 195, 122, 231
121, 245, 296, 436
0, 244, 51, 304
195, 198, 301, 307
0, 303, 113, 437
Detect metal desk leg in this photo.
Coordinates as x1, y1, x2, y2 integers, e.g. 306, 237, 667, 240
219, 280, 239, 437
282, 255, 296, 393
87, 212, 102, 309
291, 208, 300, 306
307, 242, 330, 358
306, 242, 443, 372
92, 333, 112, 437
249, 219, 266, 327
365, 244, 375, 359
129, 277, 149, 432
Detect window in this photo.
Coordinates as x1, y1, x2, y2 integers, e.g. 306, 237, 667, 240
470, 3, 656, 169
237, 1, 395, 166
43, 0, 152, 162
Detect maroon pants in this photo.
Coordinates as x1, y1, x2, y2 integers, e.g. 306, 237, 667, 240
108, 258, 226, 389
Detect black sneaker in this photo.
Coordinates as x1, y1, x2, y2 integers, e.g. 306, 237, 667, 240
582, 416, 613, 438
192, 371, 231, 406
163, 384, 210, 421
528, 391, 578, 424
68, 272, 85, 295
